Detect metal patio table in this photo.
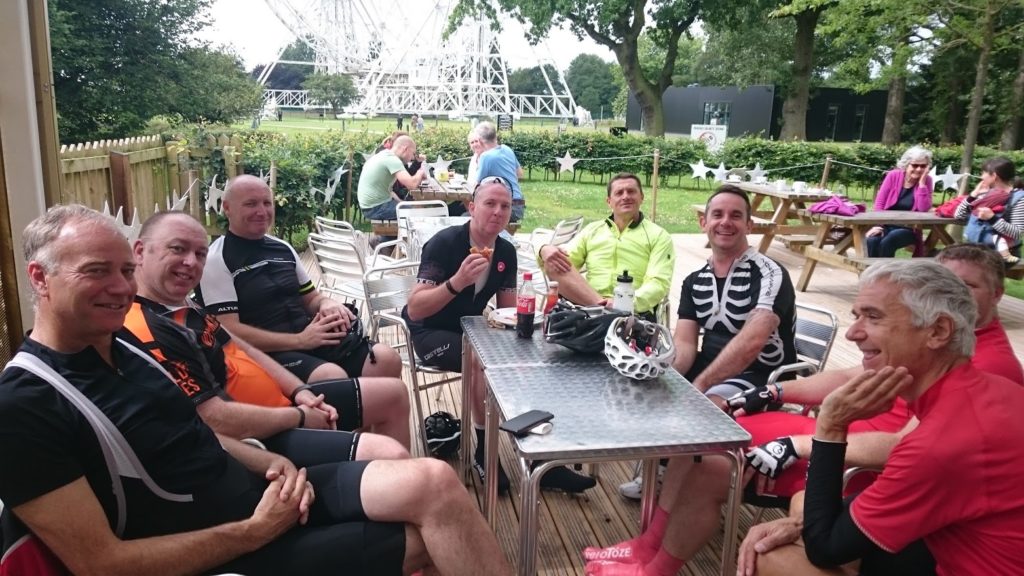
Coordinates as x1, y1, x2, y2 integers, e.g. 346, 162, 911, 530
459, 317, 751, 576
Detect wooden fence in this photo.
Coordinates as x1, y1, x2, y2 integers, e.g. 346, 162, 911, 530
59, 134, 244, 230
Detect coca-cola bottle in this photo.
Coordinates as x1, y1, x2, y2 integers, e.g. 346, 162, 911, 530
516, 272, 536, 338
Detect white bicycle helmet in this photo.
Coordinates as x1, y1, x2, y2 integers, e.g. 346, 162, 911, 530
604, 315, 676, 380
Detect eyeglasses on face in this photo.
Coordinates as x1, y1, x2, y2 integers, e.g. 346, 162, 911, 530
909, 163, 929, 169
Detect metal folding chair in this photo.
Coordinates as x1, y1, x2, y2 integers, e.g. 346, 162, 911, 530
362, 261, 461, 455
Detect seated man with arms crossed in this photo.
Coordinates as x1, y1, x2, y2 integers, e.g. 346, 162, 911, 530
540, 172, 674, 320
402, 176, 595, 494
0, 204, 512, 576
125, 210, 411, 462
198, 174, 403, 386
584, 248, 1024, 576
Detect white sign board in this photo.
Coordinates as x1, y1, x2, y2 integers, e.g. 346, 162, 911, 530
690, 124, 728, 152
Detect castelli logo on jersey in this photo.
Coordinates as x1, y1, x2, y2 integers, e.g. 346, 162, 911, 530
497, 261, 505, 272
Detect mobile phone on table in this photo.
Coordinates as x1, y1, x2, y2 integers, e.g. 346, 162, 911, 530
499, 410, 554, 437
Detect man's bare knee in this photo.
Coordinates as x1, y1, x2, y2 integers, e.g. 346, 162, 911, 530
363, 344, 403, 378
308, 362, 348, 382
356, 433, 411, 460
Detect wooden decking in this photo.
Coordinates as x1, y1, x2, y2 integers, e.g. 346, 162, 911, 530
302, 233, 1024, 575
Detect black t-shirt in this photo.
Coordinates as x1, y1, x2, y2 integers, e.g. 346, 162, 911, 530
401, 222, 517, 334
0, 334, 228, 536
677, 248, 797, 375
198, 231, 314, 333
892, 186, 915, 211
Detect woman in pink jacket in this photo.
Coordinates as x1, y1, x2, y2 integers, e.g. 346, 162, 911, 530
867, 145, 934, 257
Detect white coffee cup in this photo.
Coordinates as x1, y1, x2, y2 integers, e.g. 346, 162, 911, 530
754, 176, 768, 184
775, 179, 788, 192
792, 181, 807, 193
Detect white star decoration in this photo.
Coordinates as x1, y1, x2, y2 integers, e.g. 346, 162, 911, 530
556, 151, 579, 173
206, 175, 225, 214
935, 166, 968, 191
100, 202, 141, 242
747, 163, 768, 182
360, 151, 374, 163
689, 159, 711, 180
325, 165, 348, 204
711, 162, 730, 183
928, 165, 938, 187
429, 155, 452, 176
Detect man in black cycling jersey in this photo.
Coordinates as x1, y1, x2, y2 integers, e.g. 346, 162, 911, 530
198, 174, 403, 384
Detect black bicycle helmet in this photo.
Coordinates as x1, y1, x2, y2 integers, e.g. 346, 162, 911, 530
424, 411, 462, 458
544, 301, 627, 354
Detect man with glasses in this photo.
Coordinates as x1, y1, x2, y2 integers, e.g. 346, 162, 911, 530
358, 134, 428, 222
473, 121, 526, 222
540, 172, 674, 321
402, 177, 596, 494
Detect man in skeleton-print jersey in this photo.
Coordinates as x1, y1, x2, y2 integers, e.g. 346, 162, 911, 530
674, 184, 797, 404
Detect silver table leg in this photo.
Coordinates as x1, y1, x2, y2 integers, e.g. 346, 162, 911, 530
720, 448, 745, 576
484, 388, 499, 529
518, 459, 552, 576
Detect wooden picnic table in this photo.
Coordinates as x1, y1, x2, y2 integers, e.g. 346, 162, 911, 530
733, 182, 834, 253
408, 177, 473, 204
794, 209, 958, 291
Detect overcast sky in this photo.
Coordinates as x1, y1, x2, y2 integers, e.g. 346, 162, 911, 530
199, 0, 614, 73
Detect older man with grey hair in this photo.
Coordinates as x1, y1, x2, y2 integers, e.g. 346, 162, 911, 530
780, 260, 1023, 576
585, 259, 1024, 576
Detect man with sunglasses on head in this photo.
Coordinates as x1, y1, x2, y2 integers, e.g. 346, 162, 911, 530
403, 176, 596, 494
473, 121, 526, 222
540, 172, 675, 321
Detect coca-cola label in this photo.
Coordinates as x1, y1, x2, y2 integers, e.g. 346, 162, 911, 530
517, 294, 535, 314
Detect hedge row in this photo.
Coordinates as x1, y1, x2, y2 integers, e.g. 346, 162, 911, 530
188, 127, 1024, 240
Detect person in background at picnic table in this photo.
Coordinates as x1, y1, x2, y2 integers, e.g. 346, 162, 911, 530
466, 129, 484, 188
865, 145, 934, 258
954, 156, 1024, 266
358, 135, 427, 230
474, 121, 526, 222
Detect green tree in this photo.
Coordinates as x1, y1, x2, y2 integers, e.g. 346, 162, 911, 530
251, 38, 316, 90
695, 18, 795, 87
48, 0, 262, 142
174, 48, 263, 124
507, 64, 560, 94
819, 0, 933, 145
302, 73, 359, 115
449, 0, 701, 137
566, 54, 618, 116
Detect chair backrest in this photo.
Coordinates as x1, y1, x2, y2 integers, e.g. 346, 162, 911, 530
395, 200, 449, 240
549, 215, 585, 246
362, 261, 421, 338
307, 233, 368, 290
792, 302, 840, 372
315, 215, 355, 236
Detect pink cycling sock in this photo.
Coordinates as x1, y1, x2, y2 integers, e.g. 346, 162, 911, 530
584, 548, 685, 576
582, 507, 670, 565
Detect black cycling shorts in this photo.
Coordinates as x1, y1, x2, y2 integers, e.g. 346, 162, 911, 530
271, 339, 374, 381
410, 328, 463, 373
262, 428, 361, 468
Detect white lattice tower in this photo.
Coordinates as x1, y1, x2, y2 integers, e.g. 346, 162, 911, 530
263, 0, 387, 74
261, 0, 577, 118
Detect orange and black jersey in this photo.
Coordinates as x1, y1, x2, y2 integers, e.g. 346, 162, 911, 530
123, 297, 225, 405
